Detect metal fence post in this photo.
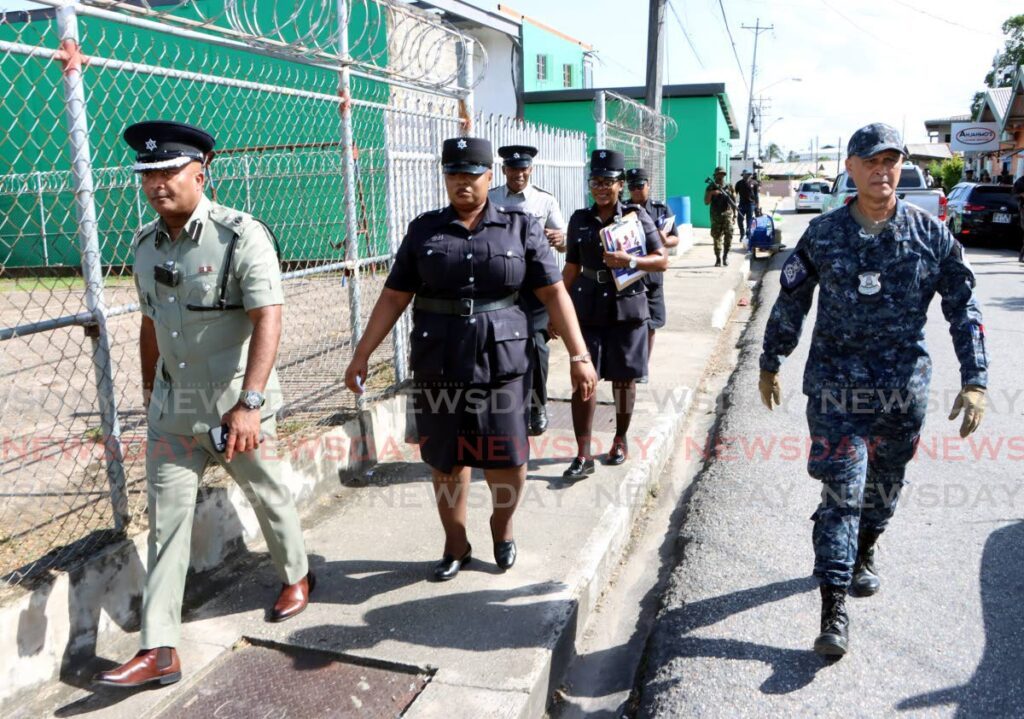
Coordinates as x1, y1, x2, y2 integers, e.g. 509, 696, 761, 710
55, 3, 129, 531
457, 38, 474, 134
595, 90, 607, 149
35, 172, 49, 266
336, 0, 363, 356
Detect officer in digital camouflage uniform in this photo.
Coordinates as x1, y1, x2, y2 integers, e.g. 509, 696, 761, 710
95, 121, 313, 688
704, 166, 736, 267
758, 123, 988, 657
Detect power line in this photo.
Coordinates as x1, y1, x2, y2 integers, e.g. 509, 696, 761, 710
890, 0, 1001, 38
667, 0, 704, 69
820, 0, 884, 44
716, 0, 749, 93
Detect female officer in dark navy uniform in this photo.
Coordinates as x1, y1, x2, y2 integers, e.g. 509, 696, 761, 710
344, 137, 597, 581
557, 150, 669, 479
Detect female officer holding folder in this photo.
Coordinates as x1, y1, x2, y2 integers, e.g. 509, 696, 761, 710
556, 150, 668, 479
344, 137, 596, 581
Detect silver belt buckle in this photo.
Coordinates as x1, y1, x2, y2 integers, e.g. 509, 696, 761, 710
597, 269, 609, 284
459, 297, 474, 316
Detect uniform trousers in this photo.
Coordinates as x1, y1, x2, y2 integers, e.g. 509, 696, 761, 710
141, 417, 308, 648
805, 396, 925, 588
710, 213, 734, 256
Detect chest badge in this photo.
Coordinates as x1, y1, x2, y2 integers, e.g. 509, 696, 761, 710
197, 264, 216, 274
858, 272, 881, 296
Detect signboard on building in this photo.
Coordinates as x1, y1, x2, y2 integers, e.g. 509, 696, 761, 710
950, 122, 1001, 153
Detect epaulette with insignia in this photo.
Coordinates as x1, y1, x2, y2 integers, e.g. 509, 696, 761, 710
132, 219, 159, 248
209, 203, 254, 232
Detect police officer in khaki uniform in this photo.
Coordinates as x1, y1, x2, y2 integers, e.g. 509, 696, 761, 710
95, 121, 312, 689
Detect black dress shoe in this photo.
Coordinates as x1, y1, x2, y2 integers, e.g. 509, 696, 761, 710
563, 456, 595, 479
494, 540, 517, 570
432, 544, 471, 581
529, 405, 549, 436
606, 438, 628, 466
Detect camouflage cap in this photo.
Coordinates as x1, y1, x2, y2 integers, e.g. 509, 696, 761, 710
713, 166, 727, 175
847, 123, 908, 159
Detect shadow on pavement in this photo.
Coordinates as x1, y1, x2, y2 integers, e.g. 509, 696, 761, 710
897, 520, 1024, 717
641, 576, 828, 699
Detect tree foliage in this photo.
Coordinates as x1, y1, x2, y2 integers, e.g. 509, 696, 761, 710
928, 156, 964, 195
975, 14, 1024, 117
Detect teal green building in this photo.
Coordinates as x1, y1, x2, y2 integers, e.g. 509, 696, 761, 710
524, 84, 739, 228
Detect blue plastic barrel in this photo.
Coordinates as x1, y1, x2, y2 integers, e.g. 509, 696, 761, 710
667, 195, 691, 224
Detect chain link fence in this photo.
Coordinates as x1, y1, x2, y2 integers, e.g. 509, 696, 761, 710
0, 0, 588, 590
594, 90, 677, 202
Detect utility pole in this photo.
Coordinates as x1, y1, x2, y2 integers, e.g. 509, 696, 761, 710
754, 96, 771, 161
644, 0, 667, 113
836, 136, 842, 177
741, 18, 773, 162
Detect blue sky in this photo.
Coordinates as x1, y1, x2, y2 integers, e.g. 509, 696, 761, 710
472, 0, 1020, 153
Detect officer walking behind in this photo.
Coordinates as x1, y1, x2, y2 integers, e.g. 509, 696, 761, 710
704, 167, 737, 267
557, 150, 669, 479
758, 123, 988, 657
626, 167, 679, 363
344, 137, 597, 581
734, 168, 760, 240
488, 144, 567, 436
95, 122, 313, 688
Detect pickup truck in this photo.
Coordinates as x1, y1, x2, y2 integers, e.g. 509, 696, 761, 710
820, 163, 947, 222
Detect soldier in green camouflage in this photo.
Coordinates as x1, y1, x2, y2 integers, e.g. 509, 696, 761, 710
704, 167, 736, 267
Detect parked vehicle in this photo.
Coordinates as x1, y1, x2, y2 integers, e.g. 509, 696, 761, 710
795, 180, 830, 212
820, 163, 947, 222
945, 182, 1021, 246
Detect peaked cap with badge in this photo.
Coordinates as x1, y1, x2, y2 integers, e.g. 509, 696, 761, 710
590, 149, 625, 178
498, 144, 538, 169
442, 136, 493, 175
124, 120, 215, 173
625, 168, 649, 185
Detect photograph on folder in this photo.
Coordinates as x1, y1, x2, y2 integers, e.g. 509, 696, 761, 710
600, 211, 648, 291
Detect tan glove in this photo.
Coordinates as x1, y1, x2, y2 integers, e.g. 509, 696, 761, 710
948, 385, 986, 438
759, 370, 782, 410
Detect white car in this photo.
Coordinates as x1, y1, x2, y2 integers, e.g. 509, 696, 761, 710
795, 180, 830, 212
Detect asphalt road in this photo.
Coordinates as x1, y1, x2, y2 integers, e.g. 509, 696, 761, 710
637, 210, 1024, 717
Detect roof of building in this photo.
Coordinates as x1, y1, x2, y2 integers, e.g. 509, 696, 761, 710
975, 86, 1012, 123
524, 83, 740, 139
906, 143, 952, 160
497, 4, 592, 49
412, 0, 521, 37
924, 114, 972, 127
760, 161, 826, 178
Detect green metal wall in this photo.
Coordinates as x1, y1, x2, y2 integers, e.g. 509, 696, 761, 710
521, 22, 586, 93
0, 1, 390, 269
525, 93, 731, 227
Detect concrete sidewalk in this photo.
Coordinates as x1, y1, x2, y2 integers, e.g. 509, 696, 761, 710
14, 232, 751, 719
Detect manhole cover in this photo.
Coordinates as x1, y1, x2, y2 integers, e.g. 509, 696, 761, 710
155, 640, 430, 718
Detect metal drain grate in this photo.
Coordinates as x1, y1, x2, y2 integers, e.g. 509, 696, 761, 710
155, 640, 430, 719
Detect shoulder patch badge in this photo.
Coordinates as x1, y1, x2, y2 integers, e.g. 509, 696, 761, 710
780, 250, 813, 291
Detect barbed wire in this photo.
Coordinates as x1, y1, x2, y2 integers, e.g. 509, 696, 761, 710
32, 0, 488, 93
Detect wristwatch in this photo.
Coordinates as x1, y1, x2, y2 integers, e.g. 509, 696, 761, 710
570, 352, 592, 364
628, 257, 638, 270
239, 389, 266, 410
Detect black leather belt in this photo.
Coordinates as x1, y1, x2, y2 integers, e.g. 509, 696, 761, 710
581, 266, 612, 284
414, 292, 519, 317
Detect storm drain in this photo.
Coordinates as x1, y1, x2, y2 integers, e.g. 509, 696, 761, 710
155, 640, 430, 718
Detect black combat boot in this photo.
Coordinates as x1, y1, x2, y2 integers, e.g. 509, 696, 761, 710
851, 529, 881, 597
714, 252, 722, 267
814, 584, 849, 657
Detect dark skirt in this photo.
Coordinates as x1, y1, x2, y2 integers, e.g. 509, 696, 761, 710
582, 322, 649, 381
647, 285, 666, 329
412, 375, 529, 473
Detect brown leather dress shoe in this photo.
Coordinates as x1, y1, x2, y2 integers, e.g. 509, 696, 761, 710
269, 572, 316, 622
93, 647, 181, 688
